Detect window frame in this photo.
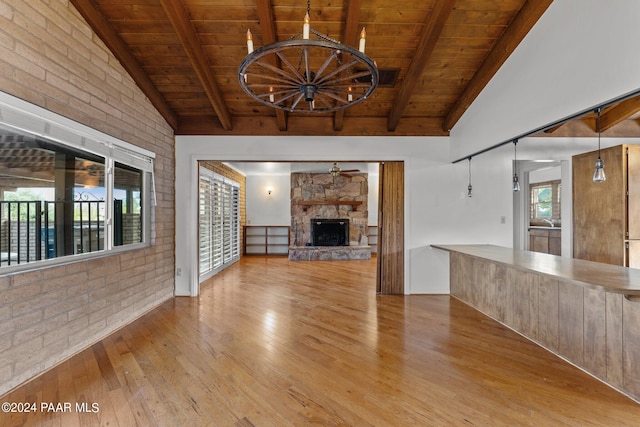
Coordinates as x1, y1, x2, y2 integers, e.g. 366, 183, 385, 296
529, 179, 562, 226
0, 91, 154, 274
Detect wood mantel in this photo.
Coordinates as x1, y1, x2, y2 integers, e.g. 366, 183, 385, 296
297, 200, 363, 212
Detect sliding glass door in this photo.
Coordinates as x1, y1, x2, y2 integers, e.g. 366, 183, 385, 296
199, 167, 240, 280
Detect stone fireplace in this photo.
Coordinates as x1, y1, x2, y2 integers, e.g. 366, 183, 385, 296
289, 172, 371, 260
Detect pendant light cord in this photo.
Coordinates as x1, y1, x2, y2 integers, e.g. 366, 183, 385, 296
596, 107, 602, 158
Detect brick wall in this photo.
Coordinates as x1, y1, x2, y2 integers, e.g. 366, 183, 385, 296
199, 161, 247, 255
0, 1, 175, 395
122, 213, 142, 245
0, 220, 46, 262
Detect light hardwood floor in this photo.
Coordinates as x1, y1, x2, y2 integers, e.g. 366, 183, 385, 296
2, 256, 640, 426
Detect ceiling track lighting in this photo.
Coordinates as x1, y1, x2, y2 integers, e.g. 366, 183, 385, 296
467, 157, 473, 198
512, 139, 520, 192
593, 107, 606, 183
450, 88, 640, 166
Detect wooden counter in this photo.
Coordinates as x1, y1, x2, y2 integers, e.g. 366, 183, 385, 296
432, 244, 640, 296
432, 244, 640, 403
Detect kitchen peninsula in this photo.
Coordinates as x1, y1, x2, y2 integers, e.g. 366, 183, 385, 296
432, 244, 640, 403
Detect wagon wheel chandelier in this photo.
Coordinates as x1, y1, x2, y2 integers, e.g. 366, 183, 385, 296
238, 0, 379, 113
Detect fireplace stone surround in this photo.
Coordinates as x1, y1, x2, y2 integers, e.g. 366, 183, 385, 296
289, 172, 371, 261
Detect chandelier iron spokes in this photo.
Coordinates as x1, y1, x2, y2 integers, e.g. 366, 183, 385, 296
238, 7, 378, 113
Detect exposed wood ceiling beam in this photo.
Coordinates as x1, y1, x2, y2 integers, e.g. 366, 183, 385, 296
177, 115, 448, 136
333, 0, 362, 132
69, 0, 178, 131
442, 0, 553, 132
159, 0, 233, 130
543, 123, 565, 134
387, 0, 456, 132
599, 96, 640, 132
255, 0, 287, 131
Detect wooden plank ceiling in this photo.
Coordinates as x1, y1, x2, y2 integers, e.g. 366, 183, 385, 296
69, 0, 557, 136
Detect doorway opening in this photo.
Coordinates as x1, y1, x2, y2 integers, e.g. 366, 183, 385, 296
197, 161, 405, 294
513, 160, 570, 257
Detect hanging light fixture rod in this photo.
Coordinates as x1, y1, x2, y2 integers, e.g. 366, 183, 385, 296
451, 87, 640, 164
467, 156, 473, 198
512, 139, 520, 192
593, 107, 606, 182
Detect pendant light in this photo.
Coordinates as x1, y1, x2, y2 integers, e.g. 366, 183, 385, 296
467, 157, 473, 198
593, 107, 606, 182
512, 139, 520, 192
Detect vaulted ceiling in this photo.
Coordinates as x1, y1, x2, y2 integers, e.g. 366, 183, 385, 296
69, 0, 640, 138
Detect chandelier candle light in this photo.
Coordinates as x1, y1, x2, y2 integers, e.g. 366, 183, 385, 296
239, 1, 379, 113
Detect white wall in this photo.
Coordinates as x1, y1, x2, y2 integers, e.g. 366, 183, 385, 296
175, 136, 466, 296
246, 174, 291, 225
245, 167, 379, 226
530, 166, 561, 184
451, 0, 640, 161
368, 171, 379, 225
175, 136, 640, 297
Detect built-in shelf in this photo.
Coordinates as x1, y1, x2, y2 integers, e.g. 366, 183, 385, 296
297, 200, 363, 212
368, 225, 378, 254
244, 226, 290, 255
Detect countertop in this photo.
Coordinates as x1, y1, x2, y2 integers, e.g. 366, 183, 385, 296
431, 244, 640, 296
528, 226, 562, 230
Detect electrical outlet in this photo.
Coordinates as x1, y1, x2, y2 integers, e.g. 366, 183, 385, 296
500, 216, 506, 224
176, 268, 182, 276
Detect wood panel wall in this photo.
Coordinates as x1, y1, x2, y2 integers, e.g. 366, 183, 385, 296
628, 147, 640, 240
449, 251, 640, 403
377, 162, 404, 294
573, 145, 640, 266
572, 145, 626, 264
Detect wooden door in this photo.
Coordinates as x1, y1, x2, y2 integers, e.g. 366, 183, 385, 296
377, 161, 404, 294
627, 145, 640, 240
572, 145, 625, 265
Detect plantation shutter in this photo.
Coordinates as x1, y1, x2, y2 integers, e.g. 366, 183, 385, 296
199, 167, 240, 280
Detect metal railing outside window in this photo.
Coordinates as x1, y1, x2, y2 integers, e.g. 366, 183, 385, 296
0, 199, 105, 266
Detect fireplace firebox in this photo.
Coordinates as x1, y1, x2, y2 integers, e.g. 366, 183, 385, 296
311, 219, 349, 246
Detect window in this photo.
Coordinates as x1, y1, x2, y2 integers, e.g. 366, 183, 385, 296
114, 162, 143, 246
199, 167, 240, 280
0, 92, 154, 269
530, 180, 561, 225
532, 185, 552, 218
